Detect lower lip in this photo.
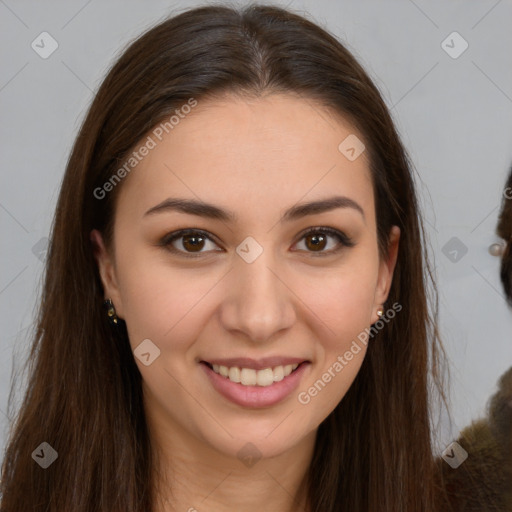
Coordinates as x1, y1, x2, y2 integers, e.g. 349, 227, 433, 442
200, 362, 310, 408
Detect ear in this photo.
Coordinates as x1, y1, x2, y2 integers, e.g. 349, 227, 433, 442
372, 225, 400, 322
90, 229, 124, 319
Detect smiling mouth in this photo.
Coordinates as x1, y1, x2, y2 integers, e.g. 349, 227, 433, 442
201, 361, 307, 387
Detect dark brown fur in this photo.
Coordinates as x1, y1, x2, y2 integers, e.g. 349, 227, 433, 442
436, 166, 512, 511
436, 367, 512, 511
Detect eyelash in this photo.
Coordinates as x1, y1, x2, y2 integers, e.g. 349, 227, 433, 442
158, 226, 355, 258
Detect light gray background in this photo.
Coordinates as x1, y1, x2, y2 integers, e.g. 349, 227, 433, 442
1, 0, 512, 457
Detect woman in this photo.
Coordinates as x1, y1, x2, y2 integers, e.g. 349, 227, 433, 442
1, 4, 451, 511
435, 168, 512, 511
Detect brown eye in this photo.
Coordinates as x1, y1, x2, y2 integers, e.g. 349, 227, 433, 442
159, 226, 354, 259
160, 229, 221, 257
181, 233, 206, 252
304, 232, 328, 251
293, 227, 354, 256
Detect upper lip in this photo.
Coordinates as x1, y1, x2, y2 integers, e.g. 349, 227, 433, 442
200, 356, 309, 371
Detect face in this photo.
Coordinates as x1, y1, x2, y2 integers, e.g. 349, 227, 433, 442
91, 93, 399, 463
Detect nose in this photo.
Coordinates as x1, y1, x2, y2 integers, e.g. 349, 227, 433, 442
219, 247, 296, 343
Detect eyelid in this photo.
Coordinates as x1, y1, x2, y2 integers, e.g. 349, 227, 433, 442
298, 226, 355, 251
159, 228, 221, 258
159, 226, 354, 258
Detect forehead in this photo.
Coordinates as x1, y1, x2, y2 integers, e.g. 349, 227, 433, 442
115, 93, 374, 225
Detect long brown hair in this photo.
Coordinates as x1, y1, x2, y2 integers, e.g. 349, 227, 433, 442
0, 4, 451, 511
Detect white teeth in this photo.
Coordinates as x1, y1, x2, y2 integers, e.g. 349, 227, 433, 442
256, 368, 273, 387
273, 365, 284, 382
209, 362, 300, 387
241, 368, 257, 386
228, 366, 241, 383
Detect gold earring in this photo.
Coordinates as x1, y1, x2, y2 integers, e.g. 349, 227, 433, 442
103, 299, 119, 325
376, 307, 384, 318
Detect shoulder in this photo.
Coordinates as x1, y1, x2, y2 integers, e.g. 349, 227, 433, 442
434, 366, 512, 511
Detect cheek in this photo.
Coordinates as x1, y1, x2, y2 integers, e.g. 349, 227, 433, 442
300, 257, 379, 342
294, 267, 376, 413
115, 248, 221, 350
115, 231, 380, 356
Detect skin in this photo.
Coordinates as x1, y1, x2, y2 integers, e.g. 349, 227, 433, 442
91, 93, 400, 512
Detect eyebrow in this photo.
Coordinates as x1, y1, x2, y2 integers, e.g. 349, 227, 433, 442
144, 195, 365, 223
